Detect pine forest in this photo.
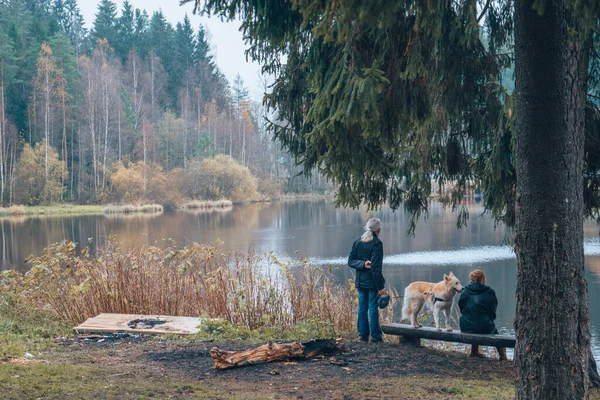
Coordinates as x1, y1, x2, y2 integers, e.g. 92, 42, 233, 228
0, 0, 328, 207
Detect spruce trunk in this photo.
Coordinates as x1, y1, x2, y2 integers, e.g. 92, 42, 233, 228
514, 0, 590, 398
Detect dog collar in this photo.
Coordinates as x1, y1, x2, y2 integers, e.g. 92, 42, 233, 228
433, 296, 447, 304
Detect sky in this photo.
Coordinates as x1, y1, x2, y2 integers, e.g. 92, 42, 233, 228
78, 0, 264, 100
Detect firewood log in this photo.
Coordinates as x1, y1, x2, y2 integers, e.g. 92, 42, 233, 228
210, 339, 341, 369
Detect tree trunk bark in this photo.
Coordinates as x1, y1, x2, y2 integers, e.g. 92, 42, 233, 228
44, 72, 50, 182
118, 105, 122, 163
0, 71, 5, 205
61, 91, 67, 201
102, 79, 109, 191
514, 0, 590, 398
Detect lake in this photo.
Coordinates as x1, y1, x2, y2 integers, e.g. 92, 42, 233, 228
2, 199, 600, 357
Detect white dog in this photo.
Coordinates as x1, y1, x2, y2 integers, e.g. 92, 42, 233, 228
401, 272, 463, 331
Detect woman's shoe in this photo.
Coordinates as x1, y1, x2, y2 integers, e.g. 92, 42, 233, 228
497, 347, 507, 361
359, 335, 369, 342
470, 344, 485, 358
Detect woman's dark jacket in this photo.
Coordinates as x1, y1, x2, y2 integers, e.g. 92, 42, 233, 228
458, 283, 498, 334
347, 234, 385, 290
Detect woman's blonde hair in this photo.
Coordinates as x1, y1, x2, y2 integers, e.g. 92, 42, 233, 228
469, 269, 487, 284
361, 218, 382, 242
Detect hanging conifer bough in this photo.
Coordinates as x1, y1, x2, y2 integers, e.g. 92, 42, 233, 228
187, 0, 600, 398
191, 0, 516, 232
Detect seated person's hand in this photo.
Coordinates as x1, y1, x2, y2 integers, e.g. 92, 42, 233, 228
378, 289, 386, 296
365, 261, 372, 269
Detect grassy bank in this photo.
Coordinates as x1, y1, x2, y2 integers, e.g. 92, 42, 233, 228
0, 200, 233, 218
0, 204, 105, 217
0, 338, 525, 400
0, 353, 519, 400
2, 303, 597, 400
0, 293, 522, 400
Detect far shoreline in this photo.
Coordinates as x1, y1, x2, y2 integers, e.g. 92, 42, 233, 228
0, 194, 334, 219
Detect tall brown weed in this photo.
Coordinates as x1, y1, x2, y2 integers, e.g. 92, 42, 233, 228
0, 240, 356, 334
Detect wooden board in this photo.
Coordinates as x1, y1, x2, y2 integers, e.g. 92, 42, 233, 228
74, 313, 203, 335
382, 323, 516, 348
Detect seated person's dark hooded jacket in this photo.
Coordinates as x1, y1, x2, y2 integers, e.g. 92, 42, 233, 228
458, 283, 498, 334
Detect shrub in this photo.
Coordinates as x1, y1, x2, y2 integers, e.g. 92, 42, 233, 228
184, 155, 259, 202
109, 162, 183, 206
257, 177, 283, 199
109, 162, 145, 204
14, 140, 67, 205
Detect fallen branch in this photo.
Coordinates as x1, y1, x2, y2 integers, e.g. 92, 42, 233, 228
210, 339, 342, 370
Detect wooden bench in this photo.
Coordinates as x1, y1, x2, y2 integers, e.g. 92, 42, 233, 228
381, 323, 516, 348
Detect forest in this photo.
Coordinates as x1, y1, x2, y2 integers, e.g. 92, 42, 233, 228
0, 0, 329, 206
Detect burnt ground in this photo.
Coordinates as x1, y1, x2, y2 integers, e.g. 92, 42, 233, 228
52, 335, 514, 399
5, 335, 599, 399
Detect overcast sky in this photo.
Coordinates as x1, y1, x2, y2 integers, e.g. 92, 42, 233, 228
78, 0, 264, 100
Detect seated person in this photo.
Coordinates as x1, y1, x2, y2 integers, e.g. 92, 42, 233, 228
458, 269, 507, 360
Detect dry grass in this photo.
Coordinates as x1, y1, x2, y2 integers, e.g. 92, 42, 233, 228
103, 204, 164, 214
0, 205, 105, 218
180, 199, 233, 210
0, 240, 356, 334
0, 205, 27, 215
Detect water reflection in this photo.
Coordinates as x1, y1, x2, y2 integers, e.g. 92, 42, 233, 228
2, 200, 600, 357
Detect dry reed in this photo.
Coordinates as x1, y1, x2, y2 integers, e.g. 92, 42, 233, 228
180, 199, 233, 210
0, 205, 27, 215
103, 204, 164, 214
0, 240, 356, 334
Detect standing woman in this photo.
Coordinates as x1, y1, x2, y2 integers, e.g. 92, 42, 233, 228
348, 218, 386, 342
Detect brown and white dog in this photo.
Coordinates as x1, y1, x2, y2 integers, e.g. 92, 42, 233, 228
401, 272, 463, 331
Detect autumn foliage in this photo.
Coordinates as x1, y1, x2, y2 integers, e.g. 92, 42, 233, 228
183, 155, 260, 202
14, 141, 67, 205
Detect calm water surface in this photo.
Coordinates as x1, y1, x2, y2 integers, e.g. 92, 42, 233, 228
3, 200, 600, 357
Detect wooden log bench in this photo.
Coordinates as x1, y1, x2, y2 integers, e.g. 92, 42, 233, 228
381, 323, 516, 348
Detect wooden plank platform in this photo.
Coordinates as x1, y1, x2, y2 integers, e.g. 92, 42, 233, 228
74, 313, 203, 335
382, 323, 516, 348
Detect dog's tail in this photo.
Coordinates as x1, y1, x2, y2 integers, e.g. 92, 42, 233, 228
401, 286, 413, 321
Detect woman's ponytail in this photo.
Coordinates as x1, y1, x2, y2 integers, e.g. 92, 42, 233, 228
360, 218, 381, 242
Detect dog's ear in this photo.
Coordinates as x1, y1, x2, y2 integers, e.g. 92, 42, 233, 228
449, 271, 454, 277
444, 274, 449, 280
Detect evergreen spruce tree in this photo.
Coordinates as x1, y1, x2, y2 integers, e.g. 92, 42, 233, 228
133, 9, 150, 59
175, 15, 197, 73
91, 0, 118, 50
189, 0, 600, 398
115, 0, 135, 61
149, 11, 177, 107
195, 24, 223, 106
58, 0, 88, 57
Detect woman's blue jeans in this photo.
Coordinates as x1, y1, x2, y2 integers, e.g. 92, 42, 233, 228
357, 288, 382, 340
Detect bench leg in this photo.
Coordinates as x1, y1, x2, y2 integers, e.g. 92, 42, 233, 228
400, 335, 420, 347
